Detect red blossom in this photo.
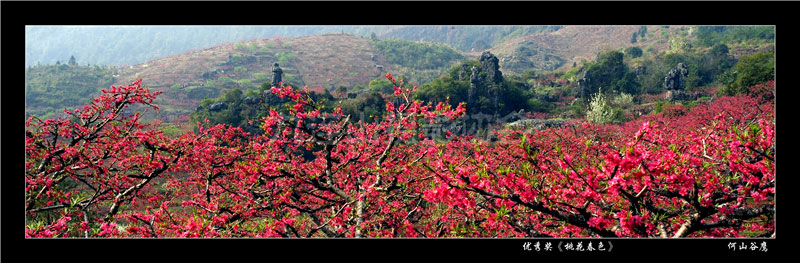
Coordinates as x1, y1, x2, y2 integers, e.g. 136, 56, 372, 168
26, 74, 773, 238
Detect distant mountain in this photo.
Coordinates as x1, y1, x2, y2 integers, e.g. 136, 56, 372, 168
25, 26, 561, 67
488, 25, 677, 74
106, 34, 390, 119
111, 34, 413, 90
25, 26, 381, 67
375, 26, 563, 52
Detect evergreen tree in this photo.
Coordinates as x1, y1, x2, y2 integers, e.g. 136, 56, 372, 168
720, 52, 774, 96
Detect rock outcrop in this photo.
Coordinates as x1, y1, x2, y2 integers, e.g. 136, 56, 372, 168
469, 66, 479, 106
480, 51, 503, 85
575, 70, 593, 99
664, 63, 694, 102
271, 63, 283, 87
480, 52, 503, 112
664, 63, 688, 91
209, 102, 228, 112
243, 97, 261, 105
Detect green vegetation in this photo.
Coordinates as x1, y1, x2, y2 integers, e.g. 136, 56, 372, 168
375, 25, 563, 52
718, 52, 775, 96
637, 26, 648, 40
193, 88, 247, 129
409, 28, 770, 123
611, 92, 634, 108
275, 52, 297, 66
247, 42, 259, 53
585, 88, 613, 124
416, 60, 531, 116
339, 91, 385, 123
371, 38, 464, 70
636, 45, 734, 94
624, 46, 643, 58
218, 77, 237, 88
417, 75, 469, 108
234, 42, 248, 51
252, 73, 270, 82
578, 50, 640, 96
185, 86, 219, 100
368, 77, 394, 94
204, 79, 217, 88
26, 26, 776, 137
237, 79, 254, 89
668, 35, 692, 54
25, 63, 118, 119
190, 81, 337, 133
694, 26, 775, 47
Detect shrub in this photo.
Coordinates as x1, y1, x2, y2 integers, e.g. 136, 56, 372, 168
624, 46, 643, 58
612, 92, 634, 108
721, 52, 774, 96
369, 77, 394, 93
586, 88, 613, 124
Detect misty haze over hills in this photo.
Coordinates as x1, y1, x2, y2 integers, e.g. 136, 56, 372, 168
26, 26, 373, 66
25, 25, 558, 66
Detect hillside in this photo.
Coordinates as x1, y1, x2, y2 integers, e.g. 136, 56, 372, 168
489, 25, 775, 75
25, 64, 119, 119
108, 34, 394, 120
25, 26, 561, 67
488, 25, 676, 74
25, 26, 387, 67
376, 25, 563, 52
117, 26, 673, 95
25, 33, 472, 122
27, 25, 774, 124
117, 34, 388, 89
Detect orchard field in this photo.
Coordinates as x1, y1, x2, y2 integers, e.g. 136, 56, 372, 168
25, 74, 774, 238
